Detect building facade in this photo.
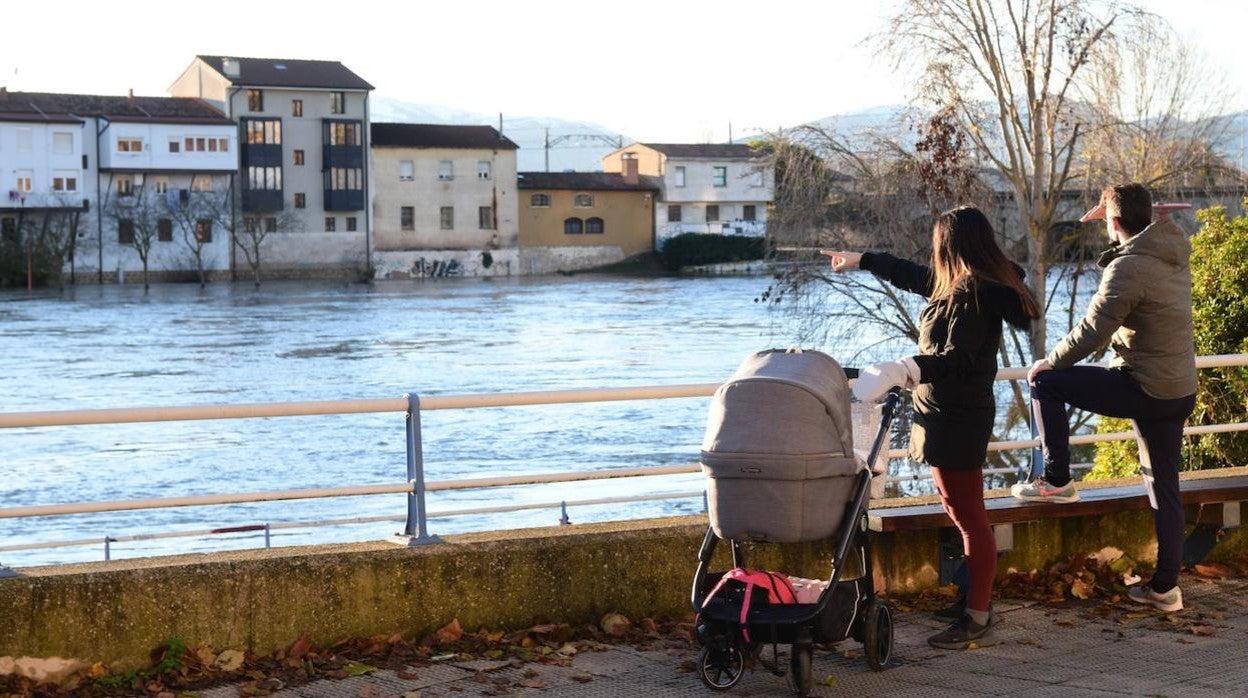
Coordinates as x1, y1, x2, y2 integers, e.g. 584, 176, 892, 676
170, 56, 374, 278
516, 165, 658, 274
601, 143, 773, 247
370, 123, 519, 278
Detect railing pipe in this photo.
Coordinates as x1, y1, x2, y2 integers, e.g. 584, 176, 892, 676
395, 393, 440, 546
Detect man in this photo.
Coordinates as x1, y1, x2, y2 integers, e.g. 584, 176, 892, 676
1012, 183, 1198, 612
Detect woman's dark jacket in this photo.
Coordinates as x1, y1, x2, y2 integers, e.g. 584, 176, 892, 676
859, 252, 1031, 470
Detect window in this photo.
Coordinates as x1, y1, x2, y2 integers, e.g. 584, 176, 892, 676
478, 206, 494, 230
15, 170, 33, 192
713, 166, 727, 187
564, 217, 584, 235
530, 193, 550, 208
440, 206, 454, 230
401, 206, 415, 231
152, 178, 168, 194
118, 219, 135, 244
53, 132, 73, 154
264, 217, 278, 233
247, 89, 263, 112
706, 204, 720, 222
244, 119, 282, 144
243, 217, 257, 233
16, 128, 32, 152
219, 138, 229, 152
750, 169, 764, 187
247, 166, 282, 190
325, 167, 363, 191
195, 219, 213, 243
574, 193, 594, 208
438, 160, 454, 181
52, 171, 78, 192
668, 204, 682, 222
293, 149, 305, 166
674, 166, 686, 187
294, 193, 306, 209
116, 137, 142, 153
346, 216, 357, 232
327, 122, 361, 146
291, 99, 303, 117
585, 217, 604, 234
325, 217, 336, 232
191, 175, 214, 192
331, 91, 345, 114
743, 205, 757, 221
157, 218, 173, 242
477, 161, 491, 180
116, 177, 134, 197
399, 160, 414, 181
168, 139, 180, 153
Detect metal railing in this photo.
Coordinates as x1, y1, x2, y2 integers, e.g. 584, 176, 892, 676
1, 355, 1245, 571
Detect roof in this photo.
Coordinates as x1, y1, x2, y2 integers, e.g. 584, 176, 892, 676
637, 143, 761, 159
371, 123, 518, 150
516, 172, 661, 192
0, 91, 231, 124
197, 56, 374, 91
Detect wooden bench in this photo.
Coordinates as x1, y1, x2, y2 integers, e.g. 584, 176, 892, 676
870, 470, 1248, 533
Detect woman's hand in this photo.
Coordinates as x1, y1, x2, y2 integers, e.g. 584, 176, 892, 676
820, 250, 862, 273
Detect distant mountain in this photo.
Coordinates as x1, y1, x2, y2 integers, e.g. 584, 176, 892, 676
1213, 111, 1248, 171
371, 96, 630, 172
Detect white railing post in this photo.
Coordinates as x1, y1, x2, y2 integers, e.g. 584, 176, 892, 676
392, 393, 442, 546
1025, 384, 1044, 482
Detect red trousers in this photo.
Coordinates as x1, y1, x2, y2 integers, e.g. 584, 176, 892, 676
931, 466, 995, 613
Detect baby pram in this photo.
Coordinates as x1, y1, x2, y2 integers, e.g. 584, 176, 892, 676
692, 349, 904, 696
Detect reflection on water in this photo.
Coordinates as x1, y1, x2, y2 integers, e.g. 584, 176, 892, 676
0, 272, 1084, 566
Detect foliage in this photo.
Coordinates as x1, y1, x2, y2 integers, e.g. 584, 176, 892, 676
1087, 416, 1140, 480
659, 233, 765, 271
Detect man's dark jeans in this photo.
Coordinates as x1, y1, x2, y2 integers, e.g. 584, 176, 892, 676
1031, 366, 1195, 592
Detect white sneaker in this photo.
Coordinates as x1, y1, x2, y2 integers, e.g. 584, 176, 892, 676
1010, 477, 1080, 504
1127, 585, 1183, 612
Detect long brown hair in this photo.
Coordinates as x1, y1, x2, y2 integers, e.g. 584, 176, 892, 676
930, 206, 1040, 318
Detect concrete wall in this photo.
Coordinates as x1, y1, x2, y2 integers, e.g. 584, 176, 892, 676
98, 122, 235, 172
602, 145, 665, 177
374, 248, 518, 279
518, 245, 627, 275
518, 188, 654, 257
168, 59, 233, 114
6, 500, 1245, 671
0, 121, 88, 207
371, 145, 519, 251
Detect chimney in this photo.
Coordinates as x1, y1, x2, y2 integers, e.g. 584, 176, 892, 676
622, 153, 639, 185
127, 88, 134, 104
0, 86, 7, 100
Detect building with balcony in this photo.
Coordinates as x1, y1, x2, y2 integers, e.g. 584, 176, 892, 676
370, 123, 519, 278
170, 55, 374, 277
601, 143, 773, 248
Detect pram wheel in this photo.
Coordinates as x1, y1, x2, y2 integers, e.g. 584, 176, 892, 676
697, 642, 745, 691
864, 599, 894, 671
787, 643, 813, 696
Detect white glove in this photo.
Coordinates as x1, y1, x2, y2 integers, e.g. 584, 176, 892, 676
852, 358, 921, 402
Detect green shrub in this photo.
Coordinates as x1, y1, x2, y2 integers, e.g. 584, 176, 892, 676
659, 233, 765, 271
1092, 201, 1248, 475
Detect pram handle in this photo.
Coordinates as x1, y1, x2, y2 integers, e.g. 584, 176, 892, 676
843, 366, 859, 379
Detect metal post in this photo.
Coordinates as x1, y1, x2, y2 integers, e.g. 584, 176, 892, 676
1025, 385, 1044, 482
391, 393, 442, 546
559, 501, 571, 525
104, 536, 113, 561
264, 523, 271, 548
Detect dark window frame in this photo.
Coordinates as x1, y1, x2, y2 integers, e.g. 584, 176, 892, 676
564, 217, 584, 235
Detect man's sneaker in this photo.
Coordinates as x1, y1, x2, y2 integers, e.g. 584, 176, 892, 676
1010, 477, 1080, 503
927, 611, 997, 650
1127, 585, 1183, 612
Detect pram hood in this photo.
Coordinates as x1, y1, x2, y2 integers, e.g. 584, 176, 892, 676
701, 349, 855, 474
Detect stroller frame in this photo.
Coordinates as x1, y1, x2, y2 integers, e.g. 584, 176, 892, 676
691, 374, 904, 696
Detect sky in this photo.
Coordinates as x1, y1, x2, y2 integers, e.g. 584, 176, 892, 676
1, 0, 1245, 143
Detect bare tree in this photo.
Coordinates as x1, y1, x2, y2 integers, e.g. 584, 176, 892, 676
103, 187, 165, 290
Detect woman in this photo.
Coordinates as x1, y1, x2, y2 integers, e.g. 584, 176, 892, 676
823, 206, 1038, 650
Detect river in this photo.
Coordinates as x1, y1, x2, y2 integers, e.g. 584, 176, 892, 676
0, 271, 1082, 567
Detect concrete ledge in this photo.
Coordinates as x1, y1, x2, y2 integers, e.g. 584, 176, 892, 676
4, 500, 1248, 669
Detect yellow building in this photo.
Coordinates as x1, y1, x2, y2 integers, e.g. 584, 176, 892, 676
516, 166, 659, 274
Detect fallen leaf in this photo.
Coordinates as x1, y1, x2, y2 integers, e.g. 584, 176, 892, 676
87, 662, 107, 679
572, 672, 594, 683
396, 668, 421, 681
358, 683, 384, 698
344, 662, 376, 677
600, 612, 631, 637
1071, 578, 1094, 600
288, 633, 312, 659
1188, 625, 1218, 636
434, 619, 464, 644
517, 677, 549, 689
822, 674, 838, 686
215, 650, 246, 672
1194, 563, 1235, 579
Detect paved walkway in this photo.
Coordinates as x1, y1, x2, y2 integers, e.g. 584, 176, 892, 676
205, 577, 1248, 697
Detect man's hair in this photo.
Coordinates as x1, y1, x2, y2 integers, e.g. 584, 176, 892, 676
1100, 183, 1152, 236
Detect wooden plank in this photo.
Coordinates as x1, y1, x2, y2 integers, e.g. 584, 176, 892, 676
870, 475, 1248, 532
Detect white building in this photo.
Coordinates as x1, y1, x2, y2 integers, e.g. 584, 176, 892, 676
369, 123, 519, 278
602, 143, 773, 247
170, 55, 375, 278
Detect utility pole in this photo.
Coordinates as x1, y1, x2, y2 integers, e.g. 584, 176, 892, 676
545, 128, 550, 173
